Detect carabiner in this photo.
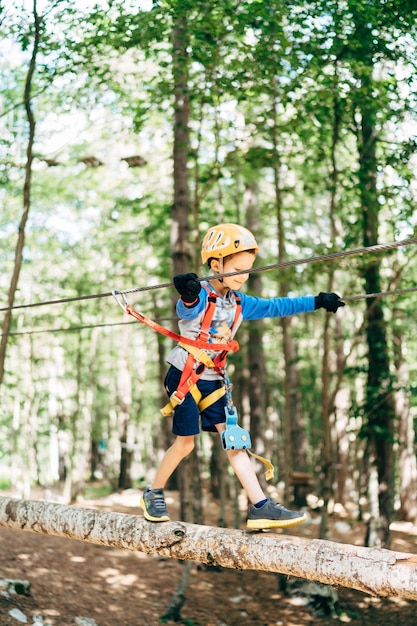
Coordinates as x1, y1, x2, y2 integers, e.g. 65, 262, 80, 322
112, 290, 130, 313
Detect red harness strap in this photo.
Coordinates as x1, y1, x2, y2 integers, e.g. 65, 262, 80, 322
125, 304, 239, 354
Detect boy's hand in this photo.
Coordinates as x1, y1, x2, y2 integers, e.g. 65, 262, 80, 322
315, 292, 345, 313
173, 273, 201, 303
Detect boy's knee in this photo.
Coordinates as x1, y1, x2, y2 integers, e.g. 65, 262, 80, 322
226, 448, 247, 466
175, 437, 195, 456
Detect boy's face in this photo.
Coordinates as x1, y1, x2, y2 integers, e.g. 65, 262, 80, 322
211, 251, 256, 291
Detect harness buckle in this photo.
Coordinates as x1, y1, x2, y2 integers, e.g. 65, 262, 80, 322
169, 389, 186, 407
166, 377, 194, 410
192, 348, 213, 366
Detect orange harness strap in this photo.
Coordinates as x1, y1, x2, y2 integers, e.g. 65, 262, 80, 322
125, 304, 239, 354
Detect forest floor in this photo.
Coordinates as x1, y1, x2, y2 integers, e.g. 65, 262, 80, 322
0, 486, 416, 626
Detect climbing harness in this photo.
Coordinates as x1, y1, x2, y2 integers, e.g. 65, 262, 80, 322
113, 287, 275, 480
160, 284, 242, 417
113, 286, 239, 415
113, 286, 239, 416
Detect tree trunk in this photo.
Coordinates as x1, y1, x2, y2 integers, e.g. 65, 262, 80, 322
168, 5, 196, 620
1, 496, 417, 601
271, 105, 307, 505
245, 183, 268, 489
171, 8, 192, 275
393, 307, 417, 522
64, 326, 84, 504
319, 85, 341, 538
0, 1, 40, 386
359, 106, 395, 549
161, 560, 193, 622
171, 4, 200, 522
151, 293, 176, 488
117, 323, 132, 490
352, 1, 396, 551
319, 310, 334, 539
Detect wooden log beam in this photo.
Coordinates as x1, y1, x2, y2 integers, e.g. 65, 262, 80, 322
0, 496, 416, 600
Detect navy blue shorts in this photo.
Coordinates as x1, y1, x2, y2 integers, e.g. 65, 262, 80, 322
164, 366, 227, 436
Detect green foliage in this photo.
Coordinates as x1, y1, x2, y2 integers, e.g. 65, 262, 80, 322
0, 477, 11, 491
0, 0, 416, 525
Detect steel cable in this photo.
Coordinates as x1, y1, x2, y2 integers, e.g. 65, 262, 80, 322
0, 236, 416, 313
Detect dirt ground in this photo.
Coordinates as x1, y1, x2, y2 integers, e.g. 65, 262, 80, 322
0, 488, 416, 626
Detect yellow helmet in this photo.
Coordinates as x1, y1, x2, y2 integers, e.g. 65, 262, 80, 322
201, 223, 259, 264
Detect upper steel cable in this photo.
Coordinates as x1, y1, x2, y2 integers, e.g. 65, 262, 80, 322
0, 236, 416, 313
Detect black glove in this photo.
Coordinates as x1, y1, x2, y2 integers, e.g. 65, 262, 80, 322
315, 292, 345, 313
173, 273, 201, 303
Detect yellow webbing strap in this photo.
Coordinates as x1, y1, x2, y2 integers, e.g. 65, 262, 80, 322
196, 386, 226, 412
247, 450, 275, 481
160, 342, 223, 416
161, 383, 226, 417
161, 398, 180, 417
178, 342, 216, 368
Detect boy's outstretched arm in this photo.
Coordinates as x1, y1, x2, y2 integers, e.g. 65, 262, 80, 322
240, 291, 345, 320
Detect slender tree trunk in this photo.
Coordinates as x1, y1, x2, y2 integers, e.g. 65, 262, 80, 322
358, 84, 396, 550
0, 1, 40, 387
347, 0, 397, 551
319, 86, 341, 538
81, 328, 99, 482
117, 324, 132, 490
151, 293, 176, 488
171, 9, 192, 276
334, 311, 351, 507
209, 435, 231, 526
393, 307, 417, 522
319, 310, 333, 539
171, 3, 197, 524
161, 559, 193, 622
167, 5, 195, 620
63, 327, 83, 503
271, 94, 307, 505
245, 184, 268, 489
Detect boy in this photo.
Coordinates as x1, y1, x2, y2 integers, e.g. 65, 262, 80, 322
141, 223, 344, 529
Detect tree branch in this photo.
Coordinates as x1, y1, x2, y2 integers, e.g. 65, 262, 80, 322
0, 496, 416, 600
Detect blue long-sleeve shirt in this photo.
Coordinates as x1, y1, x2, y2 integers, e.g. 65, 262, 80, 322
166, 280, 315, 380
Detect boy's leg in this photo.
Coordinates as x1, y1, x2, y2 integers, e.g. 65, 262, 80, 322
140, 435, 195, 522
225, 447, 267, 504
215, 425, 306, 530
151, 435, 195, 490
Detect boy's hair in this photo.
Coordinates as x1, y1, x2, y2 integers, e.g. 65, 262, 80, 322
207, 249, 257, 268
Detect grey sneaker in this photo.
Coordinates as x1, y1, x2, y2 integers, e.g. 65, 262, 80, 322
140, 487, 170, 522
247, 497, 306, 530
